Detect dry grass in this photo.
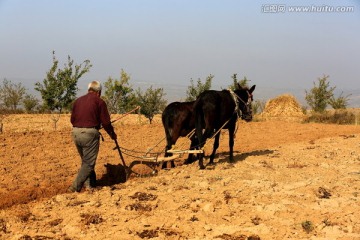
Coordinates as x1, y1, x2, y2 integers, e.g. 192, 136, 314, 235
304, 109, 359, 125
258, 94, 305, 122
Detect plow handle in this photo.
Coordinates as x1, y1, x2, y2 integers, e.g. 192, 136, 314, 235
114, 139, 127, 168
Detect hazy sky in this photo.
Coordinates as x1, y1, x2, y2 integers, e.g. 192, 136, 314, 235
0, 0, 359, 102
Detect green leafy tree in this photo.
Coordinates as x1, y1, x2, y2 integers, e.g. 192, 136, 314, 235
229, 74, 250, 90
136, 86, 167, 124
103, 69, 137, 114
185, 74, 213, 101
23, 94, 39, 113
329, 92, 351, 110
0, 78, 26, 110
35, 51, 92, 112
305, 75, 335, 113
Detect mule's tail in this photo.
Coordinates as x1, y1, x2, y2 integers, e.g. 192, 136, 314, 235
194, 101, 204, 149
162, 113, 174, 157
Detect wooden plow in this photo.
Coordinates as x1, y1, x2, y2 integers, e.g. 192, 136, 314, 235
108, 107, 207, 180
112, 117, 235, 181
113, 138, 203, 180
112, 124, 234, 180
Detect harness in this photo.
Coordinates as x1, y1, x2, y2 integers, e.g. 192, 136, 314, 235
228, 88, 252, 119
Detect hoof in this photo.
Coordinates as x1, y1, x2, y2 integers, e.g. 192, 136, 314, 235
183, 160, 192, 165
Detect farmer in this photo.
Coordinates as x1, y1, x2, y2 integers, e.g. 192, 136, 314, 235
68, 80, 117, 192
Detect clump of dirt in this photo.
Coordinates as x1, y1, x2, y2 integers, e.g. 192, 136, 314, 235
260, 94, 305, 121
129, 192, 157, 201
80, 213, 104, 225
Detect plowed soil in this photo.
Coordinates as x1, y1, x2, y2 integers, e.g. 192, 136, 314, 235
0, 114, 360, 240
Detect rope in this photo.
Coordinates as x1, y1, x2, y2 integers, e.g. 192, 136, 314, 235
202, 118, 230, 150
186, 128, 196, 139
228, 88, 252, 136
110, 106, 141, 125
116, 135, 173, 160
234, 118, 240, 136
119, 146, 161, 159
144, 136, 166, 155
228, 89, 242, 119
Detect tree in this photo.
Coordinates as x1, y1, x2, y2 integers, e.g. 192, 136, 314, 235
185, 74, 213, 101
229, 74, 250, 90
0, 78, 26, 110
328, 92, 351, 110
252, 99, 266, 115
35, 51, 92, 112
136, 86, 167, 124
305, 75, 335, 113
103, 69, 137, 114
23, 94, 39, 113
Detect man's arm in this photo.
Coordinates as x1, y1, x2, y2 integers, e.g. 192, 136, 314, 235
100, 101, 117, 139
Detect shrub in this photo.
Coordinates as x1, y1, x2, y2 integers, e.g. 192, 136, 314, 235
304, 110, 356, 125
305, 75, 335, 113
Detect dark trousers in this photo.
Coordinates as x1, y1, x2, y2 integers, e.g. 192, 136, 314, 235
71, 128, 100, 192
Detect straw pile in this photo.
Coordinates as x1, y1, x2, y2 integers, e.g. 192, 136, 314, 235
260, 94, 305, 121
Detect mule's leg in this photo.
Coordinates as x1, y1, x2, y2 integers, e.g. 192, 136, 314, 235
170, 160, 175, 168
197, 128, 213, 169
162, 144, 172, 169
197, 154, 203, 168
184, 153, 195, 165
197, 146, 205, 169
228, 127, 235, 163
161, 162, 168, 169
196, 128, 206, 170
184, 137, 198, 164
165, 145, 176, 169
209, 132, 220, 164
184, 158, 194, 165
163, 130, 178, 168
163, 158, 175, 169
183, 142, 194, 165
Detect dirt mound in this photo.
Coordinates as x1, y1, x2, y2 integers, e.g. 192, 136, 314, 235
260, 94, 305, 121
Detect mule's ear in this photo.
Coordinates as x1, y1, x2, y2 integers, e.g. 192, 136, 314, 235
237, 83, 242, 90
250, 85, 256, 93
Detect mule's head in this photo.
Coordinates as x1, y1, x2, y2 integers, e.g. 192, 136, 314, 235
235, 84, 256, 122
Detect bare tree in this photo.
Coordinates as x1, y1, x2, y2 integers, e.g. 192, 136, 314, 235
0, 78, 26, 110
23, 94, 39, 113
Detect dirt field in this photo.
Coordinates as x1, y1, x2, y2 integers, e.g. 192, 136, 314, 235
1, 114, 360, 240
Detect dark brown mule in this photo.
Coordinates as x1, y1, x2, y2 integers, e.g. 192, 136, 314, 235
161, 101, 199, 168
194, 84, 256, 169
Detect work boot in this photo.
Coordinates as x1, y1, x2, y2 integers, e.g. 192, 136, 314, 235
84, 181, 96, 193
67, 186, 77, 193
